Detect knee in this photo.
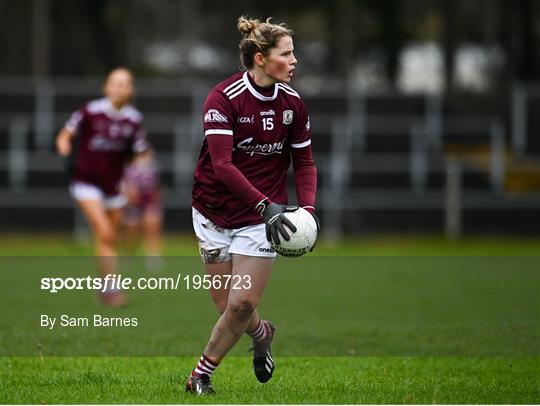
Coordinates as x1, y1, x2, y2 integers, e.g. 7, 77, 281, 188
96, 226, 116, 247
227, 299, 256, 321
210, 293, 228, 315
216, 301, 227, 315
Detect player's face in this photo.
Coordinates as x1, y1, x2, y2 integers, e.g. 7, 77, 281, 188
263, 35, 297, 84
104, 70, 134, 108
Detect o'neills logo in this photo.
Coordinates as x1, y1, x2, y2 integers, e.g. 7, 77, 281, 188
236, 137, 284, 156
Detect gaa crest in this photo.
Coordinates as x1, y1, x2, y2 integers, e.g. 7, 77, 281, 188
283, 110, 293, 125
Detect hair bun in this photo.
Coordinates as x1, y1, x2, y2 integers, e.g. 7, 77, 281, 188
237, 16, 260, 35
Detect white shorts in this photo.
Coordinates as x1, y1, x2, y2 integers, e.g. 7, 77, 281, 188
70, 181, 127, 210
192, 207, 276, 263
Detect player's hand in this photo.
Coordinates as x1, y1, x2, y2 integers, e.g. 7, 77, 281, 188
260, 202, 299, 245
56, 133, 72, 156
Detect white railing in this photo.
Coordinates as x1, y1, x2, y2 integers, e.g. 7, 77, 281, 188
1, 78, 539, 238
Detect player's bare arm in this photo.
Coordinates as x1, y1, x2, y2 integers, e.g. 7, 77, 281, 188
55, 128, 75, 156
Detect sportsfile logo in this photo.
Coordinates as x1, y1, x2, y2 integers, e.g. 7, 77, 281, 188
235, 137, 284, 156
204, 109, 228, 123
40, 274, 252, 292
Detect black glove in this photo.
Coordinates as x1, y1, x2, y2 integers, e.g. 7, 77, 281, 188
257, 200, 299, 245
307, 210, 321, 252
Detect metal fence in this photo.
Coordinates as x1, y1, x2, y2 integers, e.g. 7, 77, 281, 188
1, 77, 539, 237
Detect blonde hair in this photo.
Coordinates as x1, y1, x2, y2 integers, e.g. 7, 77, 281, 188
237, 16, 293, 69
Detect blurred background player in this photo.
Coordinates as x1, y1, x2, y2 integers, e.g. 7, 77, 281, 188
122, 148, 164, 272
186, 16, 318, 395
55, 67, 149, 307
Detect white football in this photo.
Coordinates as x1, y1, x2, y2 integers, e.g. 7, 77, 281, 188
271, 207, 318, 257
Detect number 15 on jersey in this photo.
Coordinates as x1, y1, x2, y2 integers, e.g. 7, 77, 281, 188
262, 117, 274, 131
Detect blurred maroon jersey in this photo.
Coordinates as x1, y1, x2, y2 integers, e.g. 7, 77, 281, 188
193, 71, 314, 228
123, 158, 160, 208
65, 98, 149, 196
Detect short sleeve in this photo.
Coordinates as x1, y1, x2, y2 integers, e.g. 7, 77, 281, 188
64, 106, 87, 133
289, 99, 312, 149
131, 122, 150, 154
203, 90, 234, 136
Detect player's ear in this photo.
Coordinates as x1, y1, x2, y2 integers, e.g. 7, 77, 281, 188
254, 52, 266, 68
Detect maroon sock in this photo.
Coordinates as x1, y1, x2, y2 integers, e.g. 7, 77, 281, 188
246, 319, 268, 343
192, 353, 218, 378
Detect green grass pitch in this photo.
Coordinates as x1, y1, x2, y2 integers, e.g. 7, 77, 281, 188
1, 234, 539, 404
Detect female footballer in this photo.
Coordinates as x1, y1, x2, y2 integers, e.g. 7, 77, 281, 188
186, 16, 318, 395
122, 148, 164, 272
56, 67, 149, 307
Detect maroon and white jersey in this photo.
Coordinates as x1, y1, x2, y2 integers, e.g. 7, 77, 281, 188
193, 71, 316, 229
124, 161, 159, 196
65, 98, 149, 196
123, 158, 160, 206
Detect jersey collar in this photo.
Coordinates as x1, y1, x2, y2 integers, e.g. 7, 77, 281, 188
100, 98, 130, 120
243, 72, 279, 101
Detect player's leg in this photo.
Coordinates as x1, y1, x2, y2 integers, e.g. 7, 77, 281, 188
106, 205, 122, 230
142, 207, 164, 271
192, 206, 233, 313
227, 256, 275, 384
78, 199, 118, 263
205, 255, 273, 359
70, 182, 126, 306
106, 206, 123, 253
187, 255, 273, 394
188, 207, 232, 395
71, 182, 118, 273
224, 226, 277, 383
104, 204, 128, 306
193, 205, 258, 320
199, 256, 273, 360
186, 259, 234, 395
122, 205, 142, 256
204, 260, 261, 333
204, 261, 232, 314
188, 208, 269, 394
142, 207, 162, 256
205, 260, 264, 353
77, 199, 126, 306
